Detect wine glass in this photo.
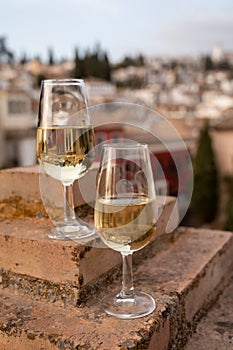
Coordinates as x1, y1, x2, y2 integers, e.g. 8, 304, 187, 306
37, 79, 95, 240
95, 143, 157, 319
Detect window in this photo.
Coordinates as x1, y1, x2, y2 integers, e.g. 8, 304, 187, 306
8, 100, 28, 114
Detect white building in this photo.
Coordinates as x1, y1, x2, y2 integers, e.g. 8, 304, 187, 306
85, 78, 117, 104
0, 89, 37, 167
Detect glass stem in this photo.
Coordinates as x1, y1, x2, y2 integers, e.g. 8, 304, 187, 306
120, 253, 135, 298
63, 183, 76, 223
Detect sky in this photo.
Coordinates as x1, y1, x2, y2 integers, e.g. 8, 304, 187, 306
1, 0, 233, 63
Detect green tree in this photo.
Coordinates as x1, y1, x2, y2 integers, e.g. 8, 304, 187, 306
83, 50, 92, 77
19, 52, 28, 65
48, 48, 55, 65
223, 176, 233, 231
191, 122, 219, 224
113, 54, 145, 69
202, 55, 214, 71
135, 54, 144, 66
97, 51, 111, 81
102, 52, 111, 81
73, 48, 82, 78
36, 73, 47, 88
73, 45, 112, 81
89, 51, 99, 77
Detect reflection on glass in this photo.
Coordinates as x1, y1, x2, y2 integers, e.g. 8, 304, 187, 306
95, 143, 157, 319
37, 79, 95, 240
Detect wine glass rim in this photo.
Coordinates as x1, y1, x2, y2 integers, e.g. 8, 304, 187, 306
103, 142, 148, 150
42, 78, 84, 85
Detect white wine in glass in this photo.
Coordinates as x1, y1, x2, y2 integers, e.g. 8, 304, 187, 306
95, 143, 157, 319
37, 79, 95, 240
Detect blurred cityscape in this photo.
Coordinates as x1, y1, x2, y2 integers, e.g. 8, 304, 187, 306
1, 36, 233, 228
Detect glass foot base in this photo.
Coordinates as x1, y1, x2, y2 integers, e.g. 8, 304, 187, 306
101, 291, 156, 319
47, 221, 96, 240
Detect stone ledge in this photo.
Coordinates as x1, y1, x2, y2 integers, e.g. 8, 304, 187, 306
0, 217, 121, 305
0, 165, 177, 305
0, 227, 232, 349
0, 196, 176, 306
184, 271, 233, 350
1, 166, 233, 349
0, 164, 98, 215
0, 165, 178, 226
0, 166, 41, 202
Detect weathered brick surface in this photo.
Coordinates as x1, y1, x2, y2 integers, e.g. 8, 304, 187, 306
184, 229, 233, 323
0, 217, 122, 304
0, 210, 176, 306
0, 166, 41, 201
185, 272, 233, 350
0, 227, 232, 349
0, 166, 178, 305
0, 286, 168, 350
0, 166, 233, 349
0, 164, 97, 209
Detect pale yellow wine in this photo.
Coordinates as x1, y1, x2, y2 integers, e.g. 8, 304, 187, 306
37, 126, 95, 183
95, 197, 157, 253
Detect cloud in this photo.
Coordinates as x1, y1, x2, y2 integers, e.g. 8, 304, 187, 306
2, 0, 233, 60
157, 7, 233, 55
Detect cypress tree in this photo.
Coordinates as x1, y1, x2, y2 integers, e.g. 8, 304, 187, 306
73, 48, 82, 78
48, 48, 55, 65
223, 176, 233, 231
83, 50, 92, 77
191, 122, 219, 224
73, 44, 112, 80
102, 52, 111, 81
